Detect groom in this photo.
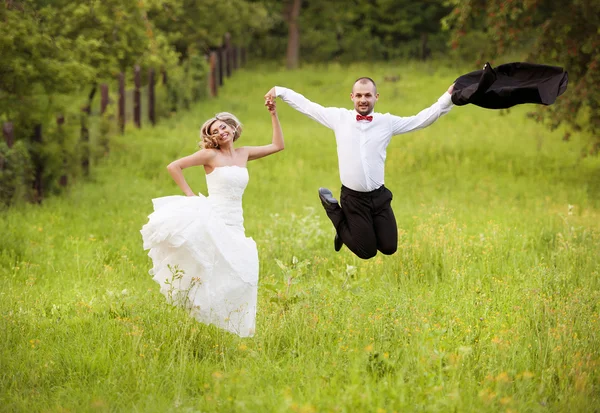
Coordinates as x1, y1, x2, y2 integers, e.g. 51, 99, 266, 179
265, 78, 454, 259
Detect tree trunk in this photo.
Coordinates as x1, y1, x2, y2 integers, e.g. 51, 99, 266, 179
134, 65, 141, 128
148, 69, 155, 125
81, 84, 97, 175
32, 124, 43, 202
118, 73, 125, 133
285, 0, 302, 69
420, 32, 430, 60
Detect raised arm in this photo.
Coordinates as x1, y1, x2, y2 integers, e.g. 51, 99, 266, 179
245, 99, 284, 161
390, 84, 455, 135
265, 86, 341, 130
166, 149, 217, 196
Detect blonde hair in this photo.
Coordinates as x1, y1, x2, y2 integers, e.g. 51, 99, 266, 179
199, 112, 243, 149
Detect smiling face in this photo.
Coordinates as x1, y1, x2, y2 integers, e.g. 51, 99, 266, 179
209, 120, 236, 147
199, 112, 243, 150
351, 79, 379, 116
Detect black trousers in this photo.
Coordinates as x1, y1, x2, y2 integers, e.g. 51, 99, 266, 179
323, 185, 397, 260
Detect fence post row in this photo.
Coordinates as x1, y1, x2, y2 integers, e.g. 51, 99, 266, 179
209, 52, 218, 98
0, 122, 14, 171
80, 86, 95, 177
101, 83, 109, 115
119, 72, 126, 134
218, 45, 225, 87
148, 69, 155, 126
57, 115, 68, 187
32, 124, 43, 202
224, 33, 232, 78
134, 65, 141, 129
3, 122, 14, 149
2, 34, 245, 204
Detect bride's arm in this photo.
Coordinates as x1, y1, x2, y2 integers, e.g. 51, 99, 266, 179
245, 100, 284, 161
167, 149, 216, 196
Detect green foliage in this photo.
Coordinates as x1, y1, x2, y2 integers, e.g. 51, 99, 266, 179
367, 0, 452, 59
0, 140, 34, 207
0, 102, 85, 206
147, 0, 271, 56
0, 0, 264, 205
1, 63, 599, 411
444, 29, 496, 64
0, 1, 97, 121
187, 52, 210, 103
251, 0, 451, 62
35, 116, 82, 196
444, 0, 600, 155
44, 0, 179, 75
164, 53, 209, 113
97, 105, 116, 158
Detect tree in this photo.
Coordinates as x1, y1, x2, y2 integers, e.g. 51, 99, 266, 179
250, 0, 452, 63
0, 1, 97, 127
1, 0, 272, 205
148, 0, 270, 59
444, 0, 600, 155
285, 0, 302, 69
370, 0, 452, 60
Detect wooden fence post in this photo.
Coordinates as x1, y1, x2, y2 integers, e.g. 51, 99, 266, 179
119, 72, 126, 133
80, 110, 90, 176
57, 115, 68, 187
233, 45, 239, 70
134, 65, 141, 128
209, 52, 218, 98
218, 47, 224, 86
148, 68, 156, 126
3, 122, 14, 148
32, 124, 43, 202
100, 84, 109, 115
162, 68, 177, 114
224, 33, 232, 78
80, 86, 95, 177
1, 122, 14, 171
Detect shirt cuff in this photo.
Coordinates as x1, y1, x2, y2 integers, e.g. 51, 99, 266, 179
437, 92, 453, 108
275, 86, 286, 98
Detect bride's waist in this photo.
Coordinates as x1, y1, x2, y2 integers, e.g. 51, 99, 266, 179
208, 194, 242, 203
209, 200, 242, 219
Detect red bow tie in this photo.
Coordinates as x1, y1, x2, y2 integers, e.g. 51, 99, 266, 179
356, 114, 373, 122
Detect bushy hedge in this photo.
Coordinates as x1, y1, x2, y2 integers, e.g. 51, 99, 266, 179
0, 141, 34, 207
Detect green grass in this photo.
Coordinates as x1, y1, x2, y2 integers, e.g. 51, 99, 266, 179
1, 61, 599, 412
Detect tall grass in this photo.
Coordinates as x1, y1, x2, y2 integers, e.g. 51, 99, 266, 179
1, 61, 599, 412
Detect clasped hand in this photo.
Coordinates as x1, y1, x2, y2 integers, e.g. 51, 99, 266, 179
264, 87, 277, 114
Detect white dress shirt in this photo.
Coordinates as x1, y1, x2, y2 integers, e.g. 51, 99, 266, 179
275, 87, 453, 192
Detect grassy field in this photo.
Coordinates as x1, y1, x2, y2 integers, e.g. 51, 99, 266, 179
1, 61, 599, 412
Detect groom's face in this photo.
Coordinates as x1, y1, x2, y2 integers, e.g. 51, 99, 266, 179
351, 81, 379, 115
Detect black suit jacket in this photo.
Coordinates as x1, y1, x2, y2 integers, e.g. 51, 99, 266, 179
451, 62, 568, 109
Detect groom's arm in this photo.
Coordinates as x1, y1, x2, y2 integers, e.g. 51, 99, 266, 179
266, 86, 341, 130
390, 84, 454, 135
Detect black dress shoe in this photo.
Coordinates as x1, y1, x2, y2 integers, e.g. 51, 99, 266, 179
334, 233, 343, 252
318, 187, 339, 207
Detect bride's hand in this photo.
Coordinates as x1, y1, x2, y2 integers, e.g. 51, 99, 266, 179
264, 87, 276, 101
265, 98, 277, 115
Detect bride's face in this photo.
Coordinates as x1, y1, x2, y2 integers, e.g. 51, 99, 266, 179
210, 120, 236, 146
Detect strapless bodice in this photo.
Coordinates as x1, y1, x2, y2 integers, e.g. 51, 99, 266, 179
206, 166, 248, 228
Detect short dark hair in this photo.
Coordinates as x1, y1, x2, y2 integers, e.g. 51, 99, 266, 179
353, 77, 377, 92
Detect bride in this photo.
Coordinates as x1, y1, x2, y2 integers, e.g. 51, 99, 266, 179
140, 99, 283, 337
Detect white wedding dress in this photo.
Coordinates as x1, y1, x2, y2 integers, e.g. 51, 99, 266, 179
140, 166, 258, 337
